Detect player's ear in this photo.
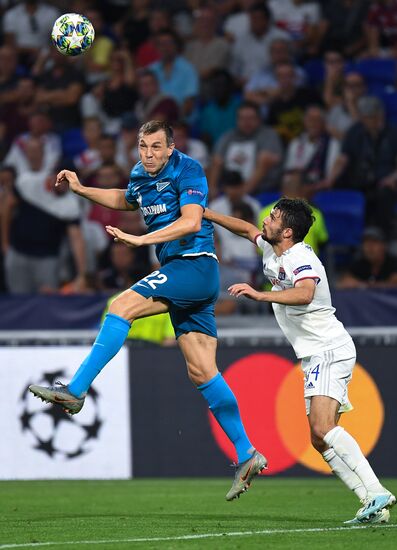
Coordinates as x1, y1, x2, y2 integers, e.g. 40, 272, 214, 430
167, 142, 175, 156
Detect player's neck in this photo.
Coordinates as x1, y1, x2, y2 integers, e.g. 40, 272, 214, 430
273, 240, 295, 257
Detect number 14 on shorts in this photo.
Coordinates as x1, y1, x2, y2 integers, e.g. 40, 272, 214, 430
305, 363, 320, 389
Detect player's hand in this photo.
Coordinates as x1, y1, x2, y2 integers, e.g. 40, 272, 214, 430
55, 170, 82, 193
105, 225, 144, 247
228, 283, 263, 301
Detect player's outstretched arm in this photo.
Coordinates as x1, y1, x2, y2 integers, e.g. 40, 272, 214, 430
56, 170, 136, 211
204, 208, 259, 242
106, 204, 204, 247
228, 279, 316, 305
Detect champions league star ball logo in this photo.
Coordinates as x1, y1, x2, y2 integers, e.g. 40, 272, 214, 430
20, 370, 102, 460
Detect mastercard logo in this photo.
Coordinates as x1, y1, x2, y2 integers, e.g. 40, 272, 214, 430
209, 353, 384, 474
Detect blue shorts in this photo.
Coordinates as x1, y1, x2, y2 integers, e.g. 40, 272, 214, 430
131, 255, 219, 339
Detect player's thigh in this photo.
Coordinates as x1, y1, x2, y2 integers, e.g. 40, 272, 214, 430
302, 343, 355, 416
178, 331, 218, 385
108, 288, 169, 321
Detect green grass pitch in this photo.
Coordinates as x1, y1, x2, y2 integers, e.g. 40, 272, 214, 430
0, 478, 396, 549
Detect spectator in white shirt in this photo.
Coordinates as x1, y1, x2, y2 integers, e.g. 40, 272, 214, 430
285, 105, 340, 185
230, 2, 290, 85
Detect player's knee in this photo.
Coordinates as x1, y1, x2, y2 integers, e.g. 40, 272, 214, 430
108, 295, 137, 321
311, 431, 327, 453
310, 423, 329, 446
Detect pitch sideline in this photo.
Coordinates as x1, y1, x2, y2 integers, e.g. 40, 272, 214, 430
1, 524, 397, 548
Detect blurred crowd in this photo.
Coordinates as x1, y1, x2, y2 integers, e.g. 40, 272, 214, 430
1, 0, 397, 313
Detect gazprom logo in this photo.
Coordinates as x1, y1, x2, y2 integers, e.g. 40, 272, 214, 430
141, 204, 167, 216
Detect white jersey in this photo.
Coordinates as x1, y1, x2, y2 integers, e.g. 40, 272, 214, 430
256, 236, 352, 358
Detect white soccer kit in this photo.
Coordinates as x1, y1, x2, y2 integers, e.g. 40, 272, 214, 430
256, 236, 356, 413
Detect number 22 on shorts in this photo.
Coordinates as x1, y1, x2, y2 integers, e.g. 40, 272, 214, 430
136, 270, 168, 290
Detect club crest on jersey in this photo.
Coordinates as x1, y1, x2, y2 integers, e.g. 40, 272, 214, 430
156, 181, 171, 192
278, 267, 286, 280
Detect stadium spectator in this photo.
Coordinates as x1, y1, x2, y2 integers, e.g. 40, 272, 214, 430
121, 0, 151, 54
4, 110, 62, 176
98, 134, 118, 167
364, 0, 397, 58
338, 226, 397, 288
230, 2, 290, 85
0, 45, 20, 108
221, 0, 258, 42
268, 0, 321, 58
81, 48, 137, 134
82, 8, 115, 86
317, 0, 369, 57
322, 50, 346, 109
73, 117, 103, 181
2, 151, 86, 293
198, 69, 240, 149
33, 49, 85, 132
134, 69, 179, 125
2, 0, 59, 67
184, 7, 231, 81
327, 72, 367, 140
257, 170, 329, 255
172, 122, 209, 170
87, 163, 124, 230
149, 29, 199, 118
1, 75, 37, 146
223, 0, 257, 41
267, 62, 322, 144
324, 95, 397, 237
284, 105, 340, 184
0, 165, 16, 292
209, 101, 283, 195
210, 170, 261, 284
210, 169, 261, 220
244, 38, 306, 118
115, 113, 140, 177
99, 241, 147, 291
135, 7, 171, 68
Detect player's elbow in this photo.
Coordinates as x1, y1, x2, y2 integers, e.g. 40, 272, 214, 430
300, 290, 314, 305
188, 218, 202, 233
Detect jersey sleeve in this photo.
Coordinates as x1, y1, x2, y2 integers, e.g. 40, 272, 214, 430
125, 166, 140, 206
177, 160, 208, 209
285, 254, 321, 286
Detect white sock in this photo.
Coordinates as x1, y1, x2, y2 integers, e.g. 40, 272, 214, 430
323, 426, 384, 494
322, 448, 367, 501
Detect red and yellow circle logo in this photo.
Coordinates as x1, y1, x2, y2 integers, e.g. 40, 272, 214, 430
209, 353, 384, 474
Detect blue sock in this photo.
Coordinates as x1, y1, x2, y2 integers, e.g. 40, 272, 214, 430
198, 372, 254, 463
68, 313, 130, 397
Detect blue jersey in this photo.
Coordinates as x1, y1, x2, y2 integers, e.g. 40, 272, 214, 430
125, 149, 216, 265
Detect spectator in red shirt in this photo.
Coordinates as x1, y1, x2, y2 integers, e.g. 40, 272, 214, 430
365, 0, 397, 57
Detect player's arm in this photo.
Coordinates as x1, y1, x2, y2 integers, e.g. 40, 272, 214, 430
105, 204, 203, 247
66, 223, 87, 287
204, 207, 260, 243
56, 170, 137, 211
228, 279, 316, 305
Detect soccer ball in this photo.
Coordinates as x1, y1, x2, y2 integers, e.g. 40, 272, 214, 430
51, 13, 95, 56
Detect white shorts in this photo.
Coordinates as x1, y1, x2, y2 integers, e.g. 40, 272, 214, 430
301, 340, 356, 415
